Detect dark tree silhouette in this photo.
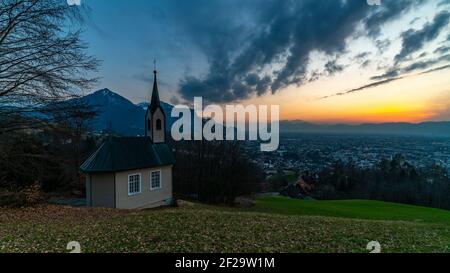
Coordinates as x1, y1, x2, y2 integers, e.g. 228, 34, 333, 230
0, 0, 99, 133
314, 154, 450, 210
171, 140, 262, 204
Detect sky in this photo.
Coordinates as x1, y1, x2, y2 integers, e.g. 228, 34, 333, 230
80, 0, 450, 124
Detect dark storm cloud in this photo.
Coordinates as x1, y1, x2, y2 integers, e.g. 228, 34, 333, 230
375, 39, 392, 53
325, 60, 345, 76
321, 77, 404, 99
354, 52, 371, 61
364, 0, 426, 37
333, 9, 450, 99
435, 45, 450, 54
323, 60, 450, 100
419, 63, 450, 74
176, 0, 422, 103
403, 54, 450, 72
372, 53, 450, 81
438, 0, 450, 7
353, 52, 372, 68
371, 70, 399, 81
395, 11, 450, 64
306, 58, 346, 83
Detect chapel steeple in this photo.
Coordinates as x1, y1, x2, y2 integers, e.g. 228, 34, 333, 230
149, 69, 160, 114
145, 64, 166, 143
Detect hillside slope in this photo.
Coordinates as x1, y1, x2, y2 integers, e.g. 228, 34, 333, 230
1, 200, 450, 253
251, 196, 450, 225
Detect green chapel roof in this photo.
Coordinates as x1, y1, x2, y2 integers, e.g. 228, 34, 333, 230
80, 137, 175, 173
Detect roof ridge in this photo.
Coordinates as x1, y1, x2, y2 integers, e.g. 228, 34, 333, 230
150, 142, 162, 165
80, 138, 174, 173
80, 142, 106, 171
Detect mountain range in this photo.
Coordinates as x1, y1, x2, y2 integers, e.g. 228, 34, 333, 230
74, 88, 175, 136
75, 89, 450, 138
280, 120, 450, 137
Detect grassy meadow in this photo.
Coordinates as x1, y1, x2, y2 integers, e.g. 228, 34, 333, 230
1, 197, 450, 253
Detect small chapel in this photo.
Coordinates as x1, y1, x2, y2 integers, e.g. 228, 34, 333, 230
81, 69, 175, 209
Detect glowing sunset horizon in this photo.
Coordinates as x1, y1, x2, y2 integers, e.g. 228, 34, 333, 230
82, 0, 450, 124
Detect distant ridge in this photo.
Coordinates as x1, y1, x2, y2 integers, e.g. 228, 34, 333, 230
71, 89, 177, 136
70, 89, 450, 138
280, 120, 450, 137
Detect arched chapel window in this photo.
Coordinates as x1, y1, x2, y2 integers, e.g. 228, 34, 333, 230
156, 119, 162, 130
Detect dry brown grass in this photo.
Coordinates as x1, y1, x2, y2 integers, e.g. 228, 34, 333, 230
1, 204, 450, 253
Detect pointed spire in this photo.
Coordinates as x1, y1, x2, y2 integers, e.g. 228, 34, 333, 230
149, 63, 160, 114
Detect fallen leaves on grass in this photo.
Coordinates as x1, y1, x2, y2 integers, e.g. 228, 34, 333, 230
1, 205, 450, 253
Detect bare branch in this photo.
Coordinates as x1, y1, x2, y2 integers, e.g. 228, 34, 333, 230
0, 0, 100, 133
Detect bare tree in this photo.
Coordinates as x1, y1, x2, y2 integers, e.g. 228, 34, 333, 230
172, 139, 261, 204
0, 0, 99, 133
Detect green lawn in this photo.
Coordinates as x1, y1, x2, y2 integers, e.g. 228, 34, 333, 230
251, 196, 450, 225
1, 198, 450, 253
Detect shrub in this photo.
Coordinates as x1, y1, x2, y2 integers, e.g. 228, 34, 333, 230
23, 182, 44, 205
